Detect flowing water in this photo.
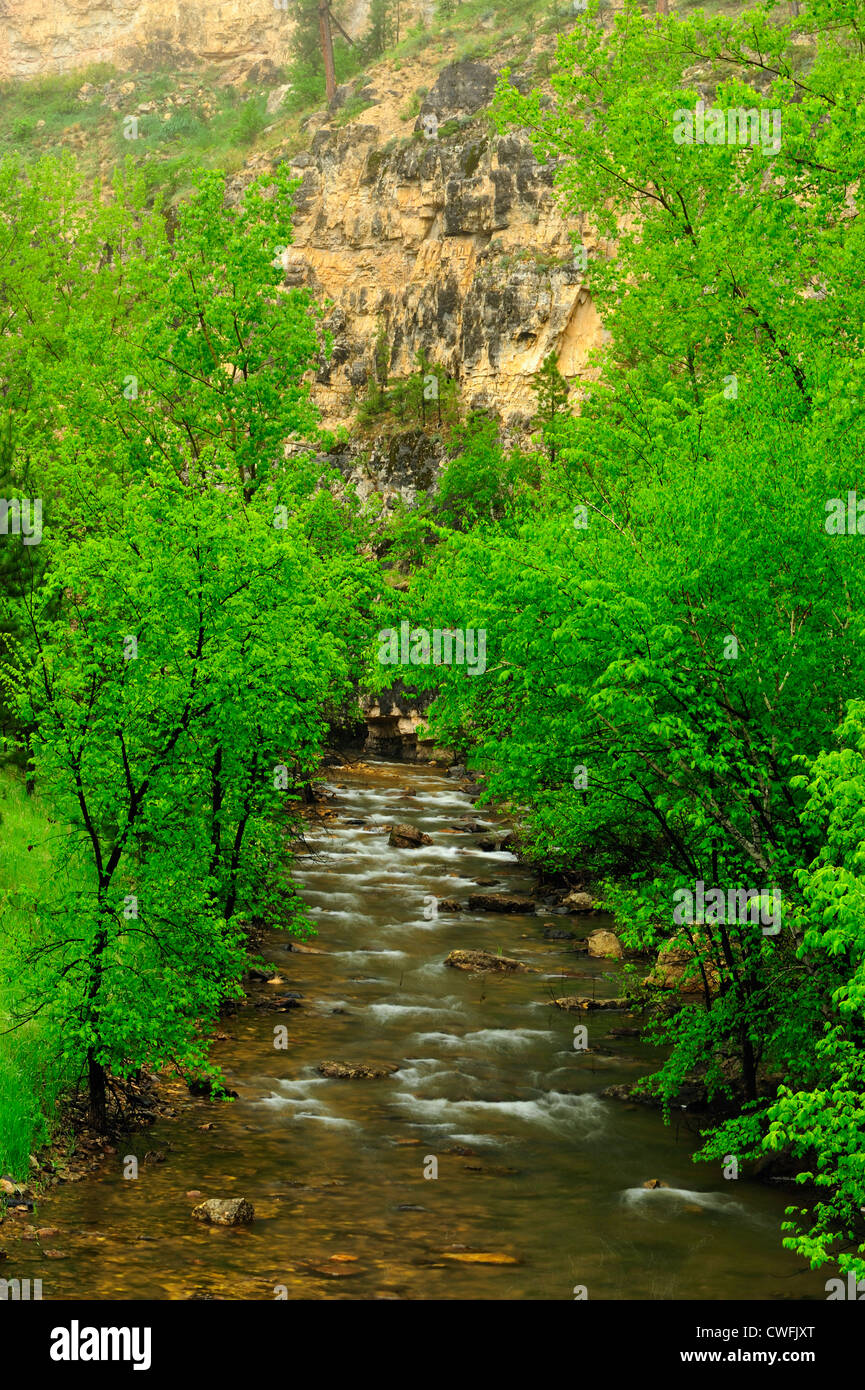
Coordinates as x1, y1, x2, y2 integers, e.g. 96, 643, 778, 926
21, 760, 824, 1300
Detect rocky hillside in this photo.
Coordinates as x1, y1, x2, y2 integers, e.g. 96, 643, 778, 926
1, 0, 608, 505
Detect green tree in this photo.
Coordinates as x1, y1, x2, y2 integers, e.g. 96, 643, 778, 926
531, 352, 571, 462
363, 0, 398, 58
0, 159, 377, 1131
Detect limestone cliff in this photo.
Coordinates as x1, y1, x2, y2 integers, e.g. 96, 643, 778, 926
0, 0, 292, 79
266, 56, 606, 445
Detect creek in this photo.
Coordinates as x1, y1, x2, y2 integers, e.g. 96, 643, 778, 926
29, 759, 824, 1300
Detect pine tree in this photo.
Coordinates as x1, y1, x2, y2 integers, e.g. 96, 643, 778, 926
364, 0, 398, 58
531, 352, 571, 462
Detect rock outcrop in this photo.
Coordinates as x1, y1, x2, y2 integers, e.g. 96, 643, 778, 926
361, 681, 438, 760
643, 936, 721, 995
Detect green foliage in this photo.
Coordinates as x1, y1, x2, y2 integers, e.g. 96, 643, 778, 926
234, 97, 268, 145
434, 413, 539, 530
0, 156, 378, 1136
358, 349, 460, 433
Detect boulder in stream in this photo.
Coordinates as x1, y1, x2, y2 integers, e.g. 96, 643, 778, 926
587, 929, 625, 959
553, 995, 630, 1011
318, 1061, 399, 1079
444, 949, 533, 973
192, 1197, 254, 1226
564, 891, 597, 913
467, 892, 536, 913
388, 823, 433, 848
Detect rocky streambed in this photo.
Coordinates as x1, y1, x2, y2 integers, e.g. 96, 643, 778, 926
3, 759, 825, 1300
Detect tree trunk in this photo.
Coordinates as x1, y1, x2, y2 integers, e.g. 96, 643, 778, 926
318, 1, 337, 105
85, 912, 110, 1131
88, 1049, 107, 1132
741, 1032, 758, 1102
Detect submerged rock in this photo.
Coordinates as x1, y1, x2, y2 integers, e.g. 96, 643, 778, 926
254, 994, 303, 1011
318, 1061, 398, 1079
388, 823, 433, 848
444, 949, 532, 972
192, 1198, 254, 1226
441, 1250, 520, 1265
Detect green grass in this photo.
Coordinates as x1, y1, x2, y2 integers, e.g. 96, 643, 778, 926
0, 772, 74, 1178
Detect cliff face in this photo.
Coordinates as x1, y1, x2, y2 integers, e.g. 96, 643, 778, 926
265, 56, 605, 446
0, 0, 294, 79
